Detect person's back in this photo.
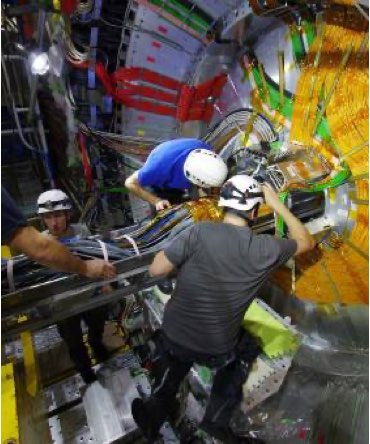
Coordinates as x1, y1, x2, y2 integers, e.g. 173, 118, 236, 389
133, 176, 314, 443
138, 138, 212, 189
162, 222, 296, 355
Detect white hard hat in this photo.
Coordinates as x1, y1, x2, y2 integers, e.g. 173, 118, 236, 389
218, 175, 264, 211
37, 189, 72, 214
183, 148, 228, 188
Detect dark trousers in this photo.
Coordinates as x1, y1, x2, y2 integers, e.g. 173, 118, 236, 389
139, 330, 260, 435
57, 306, 108, 376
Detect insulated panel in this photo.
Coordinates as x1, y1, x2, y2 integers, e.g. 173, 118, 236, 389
221, 1, 253, 36
191, 0, 234, 20
126, 5, 203, 81
49, 404, 94, 444
134, 4, 203, 53
254, 22, 301, 94
127, 30, 194, 80
83, 368, 139, 443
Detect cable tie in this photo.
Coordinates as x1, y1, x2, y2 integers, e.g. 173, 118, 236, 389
122, 234, 140, 256
96, 239, 109, 262
7, 258, 15, 293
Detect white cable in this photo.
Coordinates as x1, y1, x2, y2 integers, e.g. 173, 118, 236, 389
122, 234, 140, 256
7, 259, 15, 293
97, 239, 109, 262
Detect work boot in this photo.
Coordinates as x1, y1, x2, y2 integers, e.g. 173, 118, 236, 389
132, 398, 162, 441
157, 279, 173, 295
199, 421, 239, 444
92, 343, 110, 363
237, 438, 266, 443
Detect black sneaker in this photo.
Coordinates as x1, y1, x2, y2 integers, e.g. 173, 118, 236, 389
131, 398, 160, 441
157, 279, 173, 295
237, 438, 266, 444
81, 369, 97, 385
199, 422, 239, 444
93, 344, 110, 363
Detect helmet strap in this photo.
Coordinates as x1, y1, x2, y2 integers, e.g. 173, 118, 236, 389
224, 204, 259, 227
188, 185, 200, 200
225, 208, 252, 224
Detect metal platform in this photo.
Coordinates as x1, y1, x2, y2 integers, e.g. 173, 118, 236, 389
44, 352, 179, 444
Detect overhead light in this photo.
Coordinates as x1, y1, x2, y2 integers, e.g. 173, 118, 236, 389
28, 52, 49, 75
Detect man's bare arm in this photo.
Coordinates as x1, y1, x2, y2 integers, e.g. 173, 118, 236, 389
149, 251, 175, 277
262, 185, 315, 256
125, 171, 170, 210
9, 226, 116, 279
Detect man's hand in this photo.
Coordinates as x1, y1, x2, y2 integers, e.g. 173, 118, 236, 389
262, 184, 283, 212
84, 259, 116, 280
155, 200, 171, 211
262, 184, 315, 256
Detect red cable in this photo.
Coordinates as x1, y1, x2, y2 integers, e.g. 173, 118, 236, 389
69, 61, 227, 122
78, 132, 93, 191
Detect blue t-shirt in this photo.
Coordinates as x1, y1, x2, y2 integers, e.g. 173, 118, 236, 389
2, 186, 27, 244
138, 138, 212, 190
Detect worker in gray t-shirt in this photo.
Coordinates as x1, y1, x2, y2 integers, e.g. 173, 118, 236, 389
37, 189, 110, 384
131, 175, 315, 443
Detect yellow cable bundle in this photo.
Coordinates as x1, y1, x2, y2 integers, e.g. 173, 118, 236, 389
290, 10, 368, 168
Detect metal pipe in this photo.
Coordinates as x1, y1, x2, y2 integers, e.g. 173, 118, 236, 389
257, 62, 271, 108
242, 111, 258, 147
2, 52, 55, 186
304, 22, 325, 126
353, 0, 369, 21
1, 128, 42, 135
27, 9, 47, 122
278, 50, 285, 109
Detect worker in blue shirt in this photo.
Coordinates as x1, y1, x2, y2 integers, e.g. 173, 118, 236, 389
125, 138, 228, 211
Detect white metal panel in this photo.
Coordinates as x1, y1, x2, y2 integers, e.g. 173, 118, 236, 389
134, 5, 203, 53
127, 30, 192, 80
191, 0, 233, 20
254, 22, 300, 94
121, 107, 178, 140
126, 5, 202, 81
222, 1, 253, 35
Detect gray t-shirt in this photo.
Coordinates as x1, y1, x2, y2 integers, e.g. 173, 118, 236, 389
43, 223, 90, 239
162, 222, 297, 355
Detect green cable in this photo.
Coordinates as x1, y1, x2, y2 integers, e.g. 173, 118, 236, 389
290, 26, 306, 64
149, 0, 209, 34
303, 20, 316, 47
276, 191, 289, 237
